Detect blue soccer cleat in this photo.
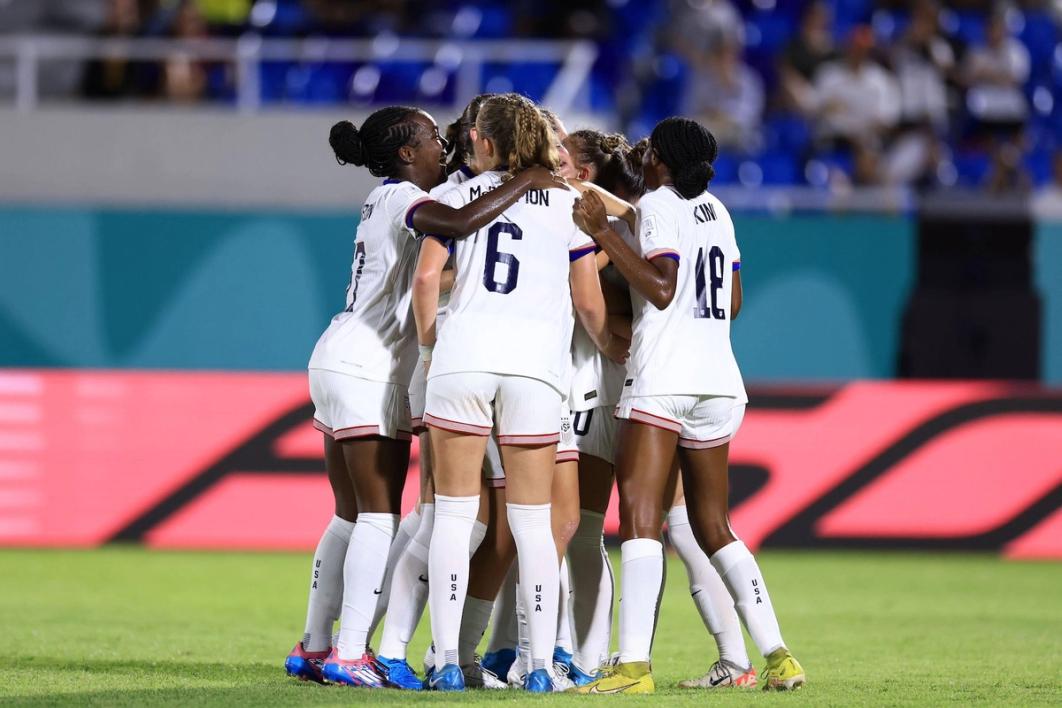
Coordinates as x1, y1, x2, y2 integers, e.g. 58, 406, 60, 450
376, 656, 423, 690
524, 667, 554, 693
428, 663, 465, 692
284, 642, 329, 684
481, 647, 517, 681
553, 646, 574, 670
321, 649, 386, 687
568, 662, 599, 687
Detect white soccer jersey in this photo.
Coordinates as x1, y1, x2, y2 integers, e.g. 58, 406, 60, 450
622, 186, 747, 401
569, 218, 629, 412
427, 166, 477, 316
309, 179, 434, 385
429, 170, 596, 393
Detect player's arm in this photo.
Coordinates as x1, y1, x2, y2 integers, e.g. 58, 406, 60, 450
570, 252, 629, 365
573, 190, 678, 311
570, 179, 637, 233
731, 268, 742, 320
412, 237, 450, 364
411, 167, 566, 238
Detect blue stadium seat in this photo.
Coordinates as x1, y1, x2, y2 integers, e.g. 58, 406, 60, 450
711, 154, 738, 185
1024, 148, 1054, 187
953, 152, 991, 186
758, 151, 800, 185
1020, 12, 1060, 81
764, 114, 811, 154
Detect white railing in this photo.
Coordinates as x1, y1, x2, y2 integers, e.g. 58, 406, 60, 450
0, 34, 598, 115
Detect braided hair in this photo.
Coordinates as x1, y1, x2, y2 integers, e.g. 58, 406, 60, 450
329, 106, 421, 178
475, 94, 558, 175
649, 117, 718, 199
567, 130, 646, 199
444, 93, 494, 175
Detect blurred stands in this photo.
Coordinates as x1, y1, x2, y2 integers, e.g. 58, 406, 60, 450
0, 0, 1060, 193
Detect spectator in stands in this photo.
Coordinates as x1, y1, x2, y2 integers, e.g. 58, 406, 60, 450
883, 0, 954, 186
779, 1, 835, 115
162, 0, 209, 102
962, 11, 1030, 138
812, 26, 900, 153
81, 0, 159, 100
681, 36, 764, 152
984, 139, 1031, 194
670, 0, 745, 59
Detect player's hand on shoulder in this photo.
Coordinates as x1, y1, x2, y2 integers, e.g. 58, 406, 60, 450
573, 190, 609, 236
524, 165, 568, 190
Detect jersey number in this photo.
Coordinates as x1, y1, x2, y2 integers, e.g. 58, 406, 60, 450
345, 241, 367, 311
694, 245, 726, 320
483, 223, 522, 294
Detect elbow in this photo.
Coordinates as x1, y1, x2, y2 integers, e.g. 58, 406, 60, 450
649, 286, 676, 311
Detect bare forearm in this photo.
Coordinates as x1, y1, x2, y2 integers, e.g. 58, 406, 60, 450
412, 277, 440, 346
592, 227, 674, 309
415, 173, 533, 237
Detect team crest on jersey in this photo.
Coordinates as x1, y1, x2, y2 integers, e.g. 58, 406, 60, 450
641, 214, 658, 242
561, 417, 571, 433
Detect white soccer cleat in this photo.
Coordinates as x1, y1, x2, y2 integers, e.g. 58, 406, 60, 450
506, 651, 527, 689
549, 664, 575, 692
422, 643, 435, 678
679, 658, 758, 689
462, 656, 507, 689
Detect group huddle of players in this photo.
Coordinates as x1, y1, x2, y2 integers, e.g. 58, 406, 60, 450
282, 91, 806, 694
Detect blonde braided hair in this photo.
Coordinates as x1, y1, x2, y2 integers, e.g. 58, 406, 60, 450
476, 94, 559, 176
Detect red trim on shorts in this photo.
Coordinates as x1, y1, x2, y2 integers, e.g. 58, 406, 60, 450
313, 419, 334, 437
411, 417, 427, 435
678, 433, 731, 450
396, 429, 413, 442
555, 450, 580, 463
485, 477, 507, 488
626, 407, 682, 434
423, 413, 492, 436
332, 424, 383, 440
497, 432, 561, 446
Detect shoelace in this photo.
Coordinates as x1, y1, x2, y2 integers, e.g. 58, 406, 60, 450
473, 655, 500, 681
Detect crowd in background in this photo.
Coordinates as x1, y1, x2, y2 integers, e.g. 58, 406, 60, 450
1, 0, 1060, 193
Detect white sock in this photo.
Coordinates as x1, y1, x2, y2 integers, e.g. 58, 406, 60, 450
711, 540, 786, 657
556, 557, 574, 654
470, 519, 488, 556
507, 503, 559, 672
618, 538, 664, 664
302, 515, 354, 652
486, 565, 520, 653
366, 507, 420, 643
668, 506, 750, 668
377, 504, 434, 660
567, 510, 612, 672
428, 494, 480, 667
336, 512, 398, 660
515, 580, 530, 668
458, 596, 495, 666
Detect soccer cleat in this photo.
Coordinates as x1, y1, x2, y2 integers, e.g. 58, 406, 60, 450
553, 646, 574, 671
678, 659, 757, 688
321, 649, 386, 687
376, 656, 423, 690
481, 647, 516, 681
422, 643, 435, 677
506, 651, 527, 689
573, 660, 655, 695
461, 656, 507, 689
762, 648, 805, 691
550, 665, 575, 691
524, 668, 554, 693
567, 662, 600, 687
284, 642, 329, 684
428, 663, 465, 691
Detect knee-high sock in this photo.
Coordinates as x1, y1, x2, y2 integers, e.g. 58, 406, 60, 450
377, 504, 434, 660
710, 540, 786, 657
458, 596, 495, 666
366, 507, 420, 643
507, 503, 559, 672
486, 566, 520, 653
668, 506, 749, 668
302, 515, 355, 652
556, 557, 574, 654
617, 538, 664, 664
567, 510, 612, 672
428, 495, 480, 667
336, 513, 399, 660
469, 519, 488, 556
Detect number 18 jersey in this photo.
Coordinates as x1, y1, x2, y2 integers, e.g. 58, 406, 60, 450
429, 170, 596, 393
623, 185, 747, 402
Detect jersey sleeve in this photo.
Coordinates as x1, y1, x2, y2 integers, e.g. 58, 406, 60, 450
422, 183, 466, 248
636, 196, 680, 262
389, 182, 435, 237
568, 215, 596, 261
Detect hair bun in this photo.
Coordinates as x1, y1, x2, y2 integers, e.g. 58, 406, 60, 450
601, 133, 630, 155
329, 120, 365, 167
674, 160, 715, 198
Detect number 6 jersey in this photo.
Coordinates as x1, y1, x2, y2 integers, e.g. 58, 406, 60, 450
428, 170, 596, 393
622, 185, 747, 402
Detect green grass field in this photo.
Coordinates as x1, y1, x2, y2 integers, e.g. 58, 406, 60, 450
1, 548, 1059, 706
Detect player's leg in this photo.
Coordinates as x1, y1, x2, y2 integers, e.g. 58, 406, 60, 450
678, 402, 804, 691
285, 432, 357, 683
550, 450, 580, 677
667, 476, 755, 689
575, 399, 682, 695
480, 437, 521, 681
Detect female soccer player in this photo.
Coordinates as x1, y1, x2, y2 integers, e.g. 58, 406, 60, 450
284, 105, 562, 687
571, 117, 805, 693
412, 93, 626, 692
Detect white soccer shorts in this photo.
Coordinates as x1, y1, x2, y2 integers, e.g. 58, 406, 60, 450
557, 404, 579, 463
615, 395, 745, 449
424, 372, 561, 445
571, 405, 617, 464
309, 369, 412, 441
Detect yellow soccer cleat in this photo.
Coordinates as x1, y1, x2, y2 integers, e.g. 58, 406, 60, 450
572, 661, 655, 695
762, 648, 805, 691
